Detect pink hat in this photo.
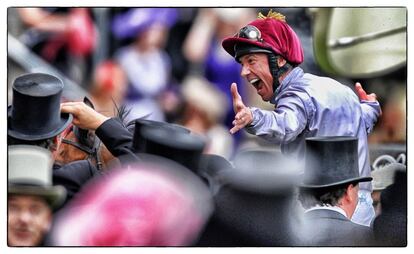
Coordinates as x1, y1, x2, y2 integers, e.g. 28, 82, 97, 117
222, 10, 304, 65
52, 158, 213, 246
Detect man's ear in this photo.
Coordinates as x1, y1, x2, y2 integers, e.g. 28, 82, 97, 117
277, 56, 287, 67
344, 184, 357, 204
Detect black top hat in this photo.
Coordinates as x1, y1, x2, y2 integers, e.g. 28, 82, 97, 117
227, 149, 301, 194
301, 136, 372, 188
140, 125, 206, 172
210, 150, 302, 246
8, 73, 72, 141
199, 154, 233, 178
131, 119, 190, 152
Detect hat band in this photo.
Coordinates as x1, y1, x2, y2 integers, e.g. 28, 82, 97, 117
9, 179, 49, 187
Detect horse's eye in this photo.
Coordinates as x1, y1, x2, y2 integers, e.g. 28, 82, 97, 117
59, 149, 66, 156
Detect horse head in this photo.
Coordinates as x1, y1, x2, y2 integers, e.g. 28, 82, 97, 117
54, 97, 115, 170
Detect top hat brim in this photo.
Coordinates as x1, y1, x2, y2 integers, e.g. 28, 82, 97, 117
300, 176, 373, 189
8, 106, 73, 141
8, 184, 67, 209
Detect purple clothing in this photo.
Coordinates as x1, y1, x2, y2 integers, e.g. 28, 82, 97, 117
246, 67, 380, 192
205, 41, 244, 145
112, 8, 178, 39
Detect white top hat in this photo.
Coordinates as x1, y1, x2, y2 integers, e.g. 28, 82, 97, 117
8, 145, 66, 208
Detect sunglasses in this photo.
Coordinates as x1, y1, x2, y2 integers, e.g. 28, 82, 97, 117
236, 25, 264, 42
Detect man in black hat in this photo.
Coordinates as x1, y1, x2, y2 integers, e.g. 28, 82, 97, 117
8, 73, 73, 152
373, 168, 407, 246
8, 145, 66, 246
298, 137, 374, 246
8, 73, 99, 204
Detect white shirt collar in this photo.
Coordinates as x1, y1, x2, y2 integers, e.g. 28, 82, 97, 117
305, 204, 348, 218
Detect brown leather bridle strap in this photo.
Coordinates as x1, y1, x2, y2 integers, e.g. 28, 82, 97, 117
61, 126, 104, 171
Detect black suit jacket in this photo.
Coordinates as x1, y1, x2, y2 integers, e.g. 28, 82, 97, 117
300, 209, 374, 246
53, 160, 100, 208
95, 118, 135, 158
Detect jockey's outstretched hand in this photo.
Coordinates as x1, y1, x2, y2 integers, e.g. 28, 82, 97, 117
230, 83, 253, 134
355, 82, 382, 116
61, 101, 110, 130
355, 82, 378, 102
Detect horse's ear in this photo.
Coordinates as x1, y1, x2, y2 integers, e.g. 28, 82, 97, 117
73, 97, 95, 148
83, 96, 95, 110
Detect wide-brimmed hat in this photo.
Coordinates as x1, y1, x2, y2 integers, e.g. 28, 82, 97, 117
112, 8, 178, 39
222, 10, 303, 64
8, 145, 66, 208
8, 73, 72, 141
181, 75, 228, 123
51, 154, 213, 246
301, 136, 372, 189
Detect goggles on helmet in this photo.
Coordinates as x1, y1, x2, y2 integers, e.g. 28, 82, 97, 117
235, 25, 264, 42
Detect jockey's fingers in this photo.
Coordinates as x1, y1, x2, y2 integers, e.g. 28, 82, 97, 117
230, 125, 240, 134
369, 93, 377, 100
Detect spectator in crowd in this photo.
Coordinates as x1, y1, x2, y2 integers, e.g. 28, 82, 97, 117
298, 137, 374, 246
89, 60, 128, 117
17, 8, 96, 85
373, 168, 407, 246
112, 8, 177, 122
183, 8, 255, 148
8, 73, 99, 204
8, 73, 73, 158
50, 156, 213, 246
368, 85, 406, 144
180, 75, 234, 159
221, 9, 381, 226
371, 159, 406, 216
8, 145, 66, 246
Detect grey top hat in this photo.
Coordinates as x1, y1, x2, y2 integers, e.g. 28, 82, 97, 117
8, 73, 72, 141
301, 136, 372, 188
8, 145, 66, 208
372, 162, 406, 191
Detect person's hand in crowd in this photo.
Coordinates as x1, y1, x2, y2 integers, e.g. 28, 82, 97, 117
355, 82, 382, 115
61, 101, 110, 130
230, 83, 253, 134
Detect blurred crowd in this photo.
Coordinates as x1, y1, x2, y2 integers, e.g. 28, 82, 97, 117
7, 7, 406, 247
8, 7, 406, 156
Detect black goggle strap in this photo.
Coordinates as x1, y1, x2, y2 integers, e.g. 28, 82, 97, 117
267, 54, 292, 93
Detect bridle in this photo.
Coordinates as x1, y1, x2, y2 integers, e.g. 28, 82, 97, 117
61, 125, 104, 171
